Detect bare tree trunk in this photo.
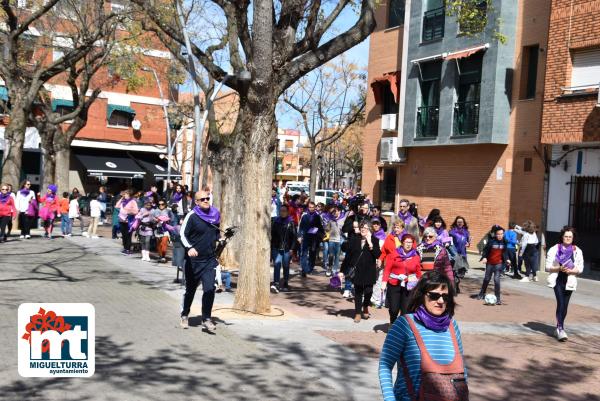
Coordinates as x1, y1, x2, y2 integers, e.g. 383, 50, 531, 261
1, 109, 27, 187
233, 110, 275, 313
55, 147, 71, 192
309, 147, 318, 196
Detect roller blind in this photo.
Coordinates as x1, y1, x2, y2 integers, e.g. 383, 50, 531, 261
571, 48, 600, 87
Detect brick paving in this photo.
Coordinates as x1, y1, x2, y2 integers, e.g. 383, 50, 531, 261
2, 232, 600, 400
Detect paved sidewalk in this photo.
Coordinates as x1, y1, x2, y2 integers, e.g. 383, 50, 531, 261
0, 235, 374, 401
2, 232, 600, 400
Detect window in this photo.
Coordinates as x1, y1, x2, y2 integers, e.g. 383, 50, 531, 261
571, 48, 600, 88
108, 110, 133, 127
20, 36, 36, 64
454, 53, 483, 136
285, 139, 294, 150
524, 157, 533, 172
458, 1, 487, 34
381, 168, 396, 210
416, 61, 442, 138
17, 0, 34, 8
422, 0, 445, 42
388, 0, 405, 28
55, 105, 75, 118
519, 45, 539, 99
382, 83, 399, 115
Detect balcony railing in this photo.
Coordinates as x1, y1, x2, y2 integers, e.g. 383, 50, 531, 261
422, 7, 445, 42
416, 106, 439, 138
453, 101, 480, 136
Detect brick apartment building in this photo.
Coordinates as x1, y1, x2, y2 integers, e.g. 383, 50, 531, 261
0, 1, 178, 195
362, 0, 549, 244
541, 0, 600, 268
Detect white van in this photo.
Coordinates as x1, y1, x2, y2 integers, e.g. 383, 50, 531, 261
285, 181, 309, 196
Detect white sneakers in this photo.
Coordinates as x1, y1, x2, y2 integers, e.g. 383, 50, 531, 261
19, 235, 25, 239
180, 316, 189, 329
342, 290, 351, 298
91, 235, 99, 239
82, 231, 89, 237
556, 328, 568, 342
519, 276, 531, 283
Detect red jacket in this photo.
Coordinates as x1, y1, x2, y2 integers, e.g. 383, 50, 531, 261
383, 254, 422, 286
379, 234, 417, 263
0, 197, 17, 217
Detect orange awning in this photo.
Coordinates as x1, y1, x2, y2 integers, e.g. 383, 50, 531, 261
370, 71, 401, 105
445, 44, 489, 61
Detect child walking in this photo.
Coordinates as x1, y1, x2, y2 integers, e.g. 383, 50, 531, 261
475, 225, 511, 305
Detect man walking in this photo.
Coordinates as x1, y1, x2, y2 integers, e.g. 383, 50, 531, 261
180, 190, 221, 333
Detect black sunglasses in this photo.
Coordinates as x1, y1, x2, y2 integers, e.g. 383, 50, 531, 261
427, 292, 450, 302
196, 197, 210, 202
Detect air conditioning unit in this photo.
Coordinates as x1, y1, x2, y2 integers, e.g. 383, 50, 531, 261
381, 113, 397, 131
380, 137, 407, 163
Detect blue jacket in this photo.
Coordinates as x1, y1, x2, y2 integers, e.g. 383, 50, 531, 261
505, 230, 518, 249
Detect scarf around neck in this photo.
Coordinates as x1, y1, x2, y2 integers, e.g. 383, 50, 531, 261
121, 198, 134, 208
424, 239, 442, 250
449, 226, 467, 239
397, 246, 418, 261
555, 244, 575, 269
275, 215, 293, 225
0, 192, 11, 203
415, 305, 451, 332
172, 192, 184, 203
193, 205, 221, 225
373, 228, 386, 241
19, 188, 31, 197
398, 210, 413, 226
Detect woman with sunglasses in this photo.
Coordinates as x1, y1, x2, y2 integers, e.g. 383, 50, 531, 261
15, 180, 35, 239
0, 184, 17, 242
379, 270, 468, 401
417, 227, 454, 283
153, 199, 175, 263
340, 221, 381, 323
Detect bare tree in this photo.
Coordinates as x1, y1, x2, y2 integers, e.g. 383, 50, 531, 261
0, 0, 121, 186
131, 0, 376, 313
282, 56, 366, 196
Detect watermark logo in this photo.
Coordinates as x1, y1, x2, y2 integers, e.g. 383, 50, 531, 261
18, 303, 95, 377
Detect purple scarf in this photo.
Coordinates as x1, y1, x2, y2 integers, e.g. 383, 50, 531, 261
395, 229, 408, 241
45, 194, 56, 202
172, 192, 183, 203
424, 239, 442, 250
0, 192, 11, 204
275, 216, 293, 225
555, 244, 575, 269
19, 188, 31, 197
398, 210, 414, 226
193, 205, 221, 225
121, 197, 134, 208
449, 227, 468, 240
397, 246, 418, 261
373, 228, 386, 241
415, 305, 452, 331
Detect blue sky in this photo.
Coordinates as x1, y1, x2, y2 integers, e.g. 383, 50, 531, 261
179, 4, 370, 132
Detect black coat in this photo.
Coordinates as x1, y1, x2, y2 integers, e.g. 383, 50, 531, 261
271, 218, 297, 252
341, 234, 381, 286
341, 212, 371, 236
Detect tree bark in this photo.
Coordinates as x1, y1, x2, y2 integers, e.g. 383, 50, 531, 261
55, 147, 71, 193
233, 108, 276, 313
1, 108, 27, 187
309, 147, 318, 196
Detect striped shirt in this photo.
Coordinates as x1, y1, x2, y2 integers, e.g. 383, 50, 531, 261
378, 314, 467, 401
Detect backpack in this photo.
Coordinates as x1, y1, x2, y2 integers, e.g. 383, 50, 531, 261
401, 315, 469, 401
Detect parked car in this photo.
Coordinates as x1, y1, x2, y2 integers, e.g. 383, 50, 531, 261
314, 189, 343, 205
285, 181, 309, 197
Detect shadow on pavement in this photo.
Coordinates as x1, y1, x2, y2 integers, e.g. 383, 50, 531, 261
522, 321, 556, 337
466, 354, 600, 401
0, 334, 348, 401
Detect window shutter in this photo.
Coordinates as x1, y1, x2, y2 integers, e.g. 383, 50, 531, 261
571, 49, 600, 87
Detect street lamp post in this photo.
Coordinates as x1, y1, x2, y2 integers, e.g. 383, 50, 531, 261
142, 66, 172, 191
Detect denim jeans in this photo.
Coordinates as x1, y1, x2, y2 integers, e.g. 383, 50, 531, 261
322, 241, 329, 269
328, 242, 341, 273
523, 245, 539, 277
300, 236, 318, 273
480, 263, 503, 300
221, 271, 232, 290
61, 214, 72, 235
272, 249, 291, 285
554, 272, 572, 329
